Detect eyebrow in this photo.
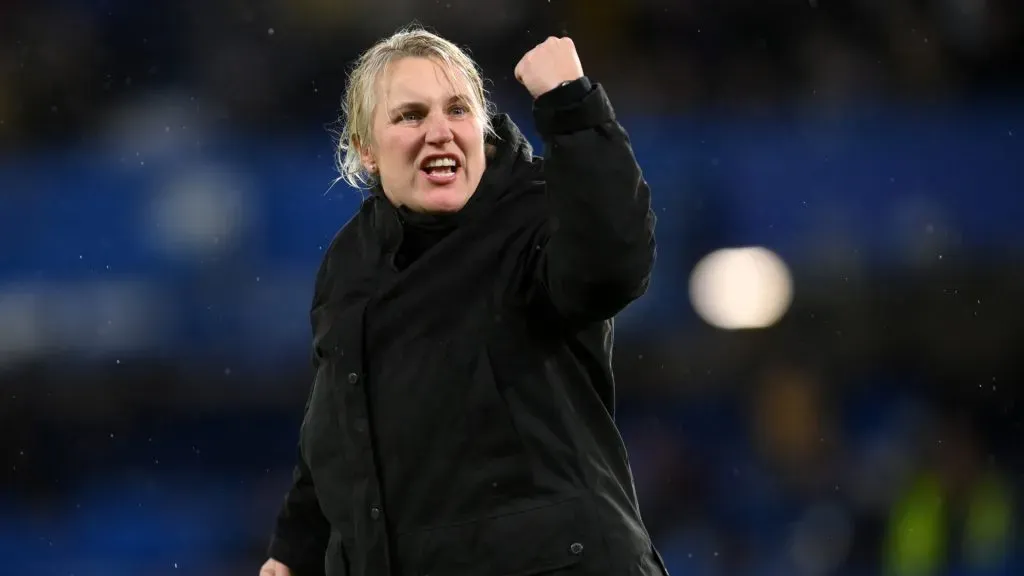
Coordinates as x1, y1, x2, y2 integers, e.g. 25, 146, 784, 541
388, 95, 470, 115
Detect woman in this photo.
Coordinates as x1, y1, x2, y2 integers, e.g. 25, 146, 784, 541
261, 25, 666, 576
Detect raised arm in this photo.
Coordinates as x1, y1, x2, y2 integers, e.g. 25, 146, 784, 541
517, 38, 656, 322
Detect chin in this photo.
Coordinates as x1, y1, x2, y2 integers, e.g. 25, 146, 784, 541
418, 188, 472, 213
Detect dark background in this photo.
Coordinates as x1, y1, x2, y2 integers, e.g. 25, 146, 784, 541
2, 1, 1022, 575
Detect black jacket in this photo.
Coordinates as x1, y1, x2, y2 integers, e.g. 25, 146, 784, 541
268, 77, 666, 576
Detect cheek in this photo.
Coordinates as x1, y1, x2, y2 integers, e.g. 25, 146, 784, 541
456, 129, 485, 164
462, 124, 485, 148
377, 133, 418, 172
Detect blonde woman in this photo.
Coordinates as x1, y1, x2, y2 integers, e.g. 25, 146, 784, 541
261, 25, 664, 576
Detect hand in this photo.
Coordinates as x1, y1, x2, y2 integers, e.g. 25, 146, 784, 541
514, 36, 585, 100
259, 558, 292, 576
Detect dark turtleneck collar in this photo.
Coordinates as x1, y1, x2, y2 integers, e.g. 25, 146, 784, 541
391, 205, 458, 270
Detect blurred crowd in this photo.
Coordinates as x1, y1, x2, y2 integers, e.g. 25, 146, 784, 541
2, 0, 1023, 152
620, 361, 1019, 576
2, 1, 1022, 575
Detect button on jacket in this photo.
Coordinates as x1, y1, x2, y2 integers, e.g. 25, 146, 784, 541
268, 77, 667, 576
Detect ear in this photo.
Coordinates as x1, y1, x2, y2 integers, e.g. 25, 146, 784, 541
356, 137, 376, 173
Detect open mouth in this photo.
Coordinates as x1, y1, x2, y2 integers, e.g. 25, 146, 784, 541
420, 155, 460, 178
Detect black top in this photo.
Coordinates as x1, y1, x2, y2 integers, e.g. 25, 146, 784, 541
269, 77, 665, 576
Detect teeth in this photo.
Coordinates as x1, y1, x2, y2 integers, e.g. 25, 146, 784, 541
424, 157, 457, 168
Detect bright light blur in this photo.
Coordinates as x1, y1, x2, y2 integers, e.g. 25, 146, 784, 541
689, 247, 793, 330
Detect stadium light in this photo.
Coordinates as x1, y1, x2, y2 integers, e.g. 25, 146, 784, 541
689, 246, 793, 330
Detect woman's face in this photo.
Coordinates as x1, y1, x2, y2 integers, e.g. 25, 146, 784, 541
361, 57, 486, 213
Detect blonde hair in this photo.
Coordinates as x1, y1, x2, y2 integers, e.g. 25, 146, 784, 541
335, 25, 494, 189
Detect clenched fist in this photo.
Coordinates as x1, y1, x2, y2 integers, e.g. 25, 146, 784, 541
259, 558, 292, 576
514, 36, 585, 100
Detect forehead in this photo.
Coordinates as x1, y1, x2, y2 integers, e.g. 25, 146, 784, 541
379, 57, 470, 104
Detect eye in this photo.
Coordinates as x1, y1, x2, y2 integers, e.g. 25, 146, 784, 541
449, 104, 468, 117
397, 110, 423, 122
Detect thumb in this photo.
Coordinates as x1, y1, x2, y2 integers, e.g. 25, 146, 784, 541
514, 55, 529, 86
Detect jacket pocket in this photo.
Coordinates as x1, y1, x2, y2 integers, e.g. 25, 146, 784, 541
303, 304, 362, 471
395, 496, 599, 576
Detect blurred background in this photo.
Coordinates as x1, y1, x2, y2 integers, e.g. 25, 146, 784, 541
2, 0, 1022, 575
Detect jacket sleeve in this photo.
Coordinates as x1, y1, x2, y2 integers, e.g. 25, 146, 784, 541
530, 76, 656, 322
266, 361, 330, 576
267, 444, 330, 576
267, 255, 334, 576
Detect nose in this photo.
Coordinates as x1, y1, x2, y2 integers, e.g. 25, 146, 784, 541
424, 113, 454, 145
